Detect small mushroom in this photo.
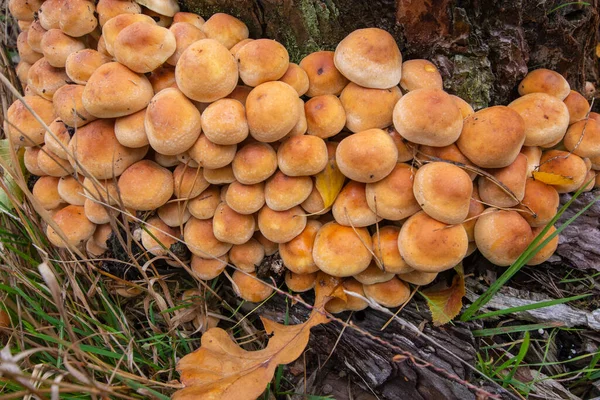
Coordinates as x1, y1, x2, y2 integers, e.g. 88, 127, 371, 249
173, 12, 205, 29
312, 222, 372, 277
399, 59, 443, 92
38, 146, 75, 177
397, 270, 437, 286
97, 0, 141, 27
256, 204, 307, 244
526, 226, 559, 266
52, 84, 97, 128
299, 51, 348, 97
474, 209, 533, 266
113, 21, 176, 73
200, 99, 249, 145
285, 271, 317, 293
68, 119, 148, 179
304, 94, 346, 139
235, 39, 289, 87
141, 217, 180, 256
277, 135, 328, 177
57, 175, 86, 205
279, 63, 309, 96
538, 150, 587, 193
279, 220, 322, 274
246, 81, 300, 143
8, 0, 44, 21
114, 108, 149, 148
334, 28, 402, 89
393, 88, 463, 147
339, 82, 402, 133
332, 181, 381, 227
518, 68, 570, 100
413, 162, 473, 224
33, 176, 64, 210
457, 106, 526, 168
203, 165, 236, 185
336, 128, 398, 183
101, 13, 156, 56
264, 171, 313, 211
172, 164, 209, 200
229, 238, 265, 272
27, 58, 70, 100
117, 160, 174, 210
188, 134, 237, 169
135, 0, 179, 17
231, 271, 273, 303
201, 13, 249, 50
563, 90, 590, 124
17, 30, 43, 65
398, 211, 468, 272
371, 226, 413, 274
157, 201, 191, 227
175, 39, 238, 103
365, 163, 420, 221
563, 119, 600, 159
325, 278, 368, 313
363, 277, 410, 308
27, 20, 46, 53
212, 203, 255, 245
183, 217, 232, 258
59, 0, 97, 37
24, 147, 46, 176
82, 62, 154, 118
191, 254, 228, 280
354, 262, 395, 285
478, 153, 528, 208
46, 205, 97, 248
232, 143, 278, 184
5, 95, 55, 147
508, 93, 570, 147
65, 49, 111, 85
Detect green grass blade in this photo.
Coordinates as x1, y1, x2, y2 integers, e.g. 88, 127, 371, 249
468, 293, 591, 320
504, 332, 530, 386
547, 1, 590, 14
472, 322, 563, 337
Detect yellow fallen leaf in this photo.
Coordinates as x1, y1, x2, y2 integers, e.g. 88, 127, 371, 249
596, 43, 600, 58
314, 158, 345, 209
422, 264, 465, 326
532, 171, 574, 186
173, 272, 343, 400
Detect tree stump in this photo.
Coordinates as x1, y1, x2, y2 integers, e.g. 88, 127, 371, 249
177, 1, 600, 398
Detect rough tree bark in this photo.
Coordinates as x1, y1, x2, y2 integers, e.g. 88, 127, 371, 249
176, 1, 600, 398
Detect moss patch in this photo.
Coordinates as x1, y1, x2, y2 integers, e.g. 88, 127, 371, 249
448, 55, 494, 110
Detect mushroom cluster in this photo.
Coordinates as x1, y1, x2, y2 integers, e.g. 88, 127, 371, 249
6, 1, 599, 313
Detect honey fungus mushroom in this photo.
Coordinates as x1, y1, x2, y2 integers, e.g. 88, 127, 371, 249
398, 211, 468, 273
312, 222, 372, 277
393, 88, 463, 147
4, 4, 580, 314
334, 28, 402, 89
46, 205, 97, 248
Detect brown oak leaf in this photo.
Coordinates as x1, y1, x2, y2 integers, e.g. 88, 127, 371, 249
173, 273, 344, 400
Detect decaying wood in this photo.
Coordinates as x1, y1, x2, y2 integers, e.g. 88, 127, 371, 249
466, 279, 600, 330
256, 295, 517, 400
553, 191, 600, 272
